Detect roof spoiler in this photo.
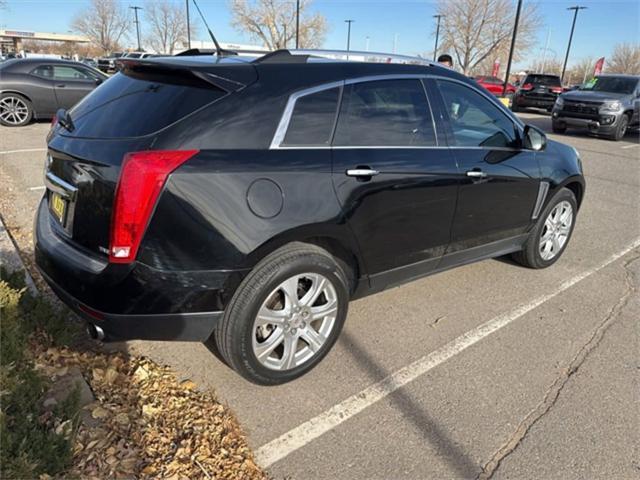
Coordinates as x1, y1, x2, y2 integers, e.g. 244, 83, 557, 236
115, 58, 257, 93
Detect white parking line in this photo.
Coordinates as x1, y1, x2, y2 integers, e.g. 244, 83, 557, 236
28, 186, 46, 191
0, 148, 47, 156
621, 144, 639, 149
255, 238, 640, 468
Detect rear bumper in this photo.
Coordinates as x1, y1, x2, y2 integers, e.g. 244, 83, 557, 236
41, 269, 222, 341
34, 198, 241, 341
515, 94, 556, 108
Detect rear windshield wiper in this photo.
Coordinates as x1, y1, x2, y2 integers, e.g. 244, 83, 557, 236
55, 108, 75, 132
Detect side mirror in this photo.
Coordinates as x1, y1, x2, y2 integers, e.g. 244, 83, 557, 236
523, 124, 547, 151
95, 78, 103, 85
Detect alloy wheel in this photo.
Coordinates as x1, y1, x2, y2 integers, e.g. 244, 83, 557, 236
252, 273, 338, 371
539, 200, 573, 261
0, 96, 29, 125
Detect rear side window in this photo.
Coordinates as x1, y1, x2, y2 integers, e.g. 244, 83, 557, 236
31, 65, 53, 78
334, 79, 436, 146
525, 74, 561, 86
283, 87, 339, 146
66, 71, 226, 138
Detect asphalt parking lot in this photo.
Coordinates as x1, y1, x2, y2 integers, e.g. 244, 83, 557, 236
1, 112, 639, 479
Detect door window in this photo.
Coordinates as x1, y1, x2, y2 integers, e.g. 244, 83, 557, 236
52, 65, 94, 81
334, 79, 436, 147
30, 65, 53, 78
282, 87, 340, 146
437, 80, 518, 148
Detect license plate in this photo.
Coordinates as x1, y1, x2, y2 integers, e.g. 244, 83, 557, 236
50, 192, 67, 224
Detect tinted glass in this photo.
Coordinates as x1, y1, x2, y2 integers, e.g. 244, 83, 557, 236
524, 74, 561, 86
583, 76, 638, 94
66, 71, 225, 138
334, 79, 435, 146
437, 80, 517, 148
283, 87, 339, 146
53, 65, 93, 81
31, 64, 53, 78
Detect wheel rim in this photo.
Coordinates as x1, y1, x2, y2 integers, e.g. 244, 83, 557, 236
539, 200, 573, 261
252, 273, 338, 371
620, 118, 628, 137
0, 96, 29, 125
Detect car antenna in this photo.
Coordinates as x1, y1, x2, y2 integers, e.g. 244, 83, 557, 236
191, 0, 237, 56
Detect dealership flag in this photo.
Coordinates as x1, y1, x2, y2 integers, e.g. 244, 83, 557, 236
593, 57, 605, 75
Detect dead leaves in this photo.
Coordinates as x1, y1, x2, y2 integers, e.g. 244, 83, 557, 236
36, 347, 266, 479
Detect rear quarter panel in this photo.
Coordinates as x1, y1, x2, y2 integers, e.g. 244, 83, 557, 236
1, 72, 58, 118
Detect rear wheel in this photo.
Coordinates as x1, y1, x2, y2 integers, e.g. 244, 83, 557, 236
512, 187, 577, 269
214, 242, 350, 385
0, 93, 33, 127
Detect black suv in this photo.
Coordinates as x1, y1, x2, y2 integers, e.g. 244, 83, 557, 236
512, 73, 564, 112
35, 50, 585, 384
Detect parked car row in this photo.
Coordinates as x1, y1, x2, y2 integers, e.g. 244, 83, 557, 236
97, 51, 159, 73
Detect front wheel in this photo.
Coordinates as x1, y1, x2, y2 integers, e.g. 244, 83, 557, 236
609, 114, 629, 141
0, 93, 33, 127
214, 243, 350, 385
512, 187, 577, 269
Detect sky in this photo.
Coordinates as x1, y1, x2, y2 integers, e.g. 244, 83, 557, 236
1, 0, 639, 71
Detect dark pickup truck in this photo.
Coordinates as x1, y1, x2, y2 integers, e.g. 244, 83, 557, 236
552, 74, 640, 141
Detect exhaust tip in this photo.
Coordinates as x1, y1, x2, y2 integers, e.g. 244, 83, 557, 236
86, 323, 105, 341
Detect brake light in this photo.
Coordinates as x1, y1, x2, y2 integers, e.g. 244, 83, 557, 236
521, 83, 534, 91
550, 87, 563, 93
109, 150, 199, 263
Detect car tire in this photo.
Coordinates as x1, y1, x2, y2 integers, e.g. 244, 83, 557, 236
511, 102, 520, 113
610, 114, 629, 141
512, 187, 577, 269
214, 242, 351, 385
0, 93, 33, 127
552, 122, 567, 134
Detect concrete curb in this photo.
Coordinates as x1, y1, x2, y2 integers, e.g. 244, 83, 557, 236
0, 215, 37, 293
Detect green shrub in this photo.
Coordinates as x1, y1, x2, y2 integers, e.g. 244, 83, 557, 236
0, 270, 80, 478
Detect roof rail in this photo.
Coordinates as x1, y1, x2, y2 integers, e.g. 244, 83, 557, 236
254, 49, 436, 66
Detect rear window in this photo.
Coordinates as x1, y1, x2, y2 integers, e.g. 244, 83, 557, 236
282, 87, 339, 146
524, 74, 561, 86
66, 69, 226, 138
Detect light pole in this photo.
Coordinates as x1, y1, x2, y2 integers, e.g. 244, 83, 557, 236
130, 6, 142, 51
502, 0, 522, 97
561, 5, 587, 84
345, 19, 354, 52
432, 14, 443, 61
295, 0, 300, 48
186, 0, 191, 49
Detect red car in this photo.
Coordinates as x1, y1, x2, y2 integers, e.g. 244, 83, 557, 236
474, 76, 517, 96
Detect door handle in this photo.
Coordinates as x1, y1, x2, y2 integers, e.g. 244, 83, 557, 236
56, 84, 66, 88
466, 170, 488, 179
346, 168, 380, 177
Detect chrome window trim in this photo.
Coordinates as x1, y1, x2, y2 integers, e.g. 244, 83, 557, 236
269, 73, 525, 150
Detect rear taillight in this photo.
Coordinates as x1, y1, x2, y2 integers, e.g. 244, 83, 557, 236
521, 83, 534, 91
550, 87, 563, 94
109, 150, 199, 264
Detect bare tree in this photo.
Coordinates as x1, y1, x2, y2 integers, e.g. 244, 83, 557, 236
527, 56, 564, 76
71, 0, 130, 54
607, 43, 640, 74
230, 0, 327, 50
144, 0, 195, 54
436, 0, 542, 75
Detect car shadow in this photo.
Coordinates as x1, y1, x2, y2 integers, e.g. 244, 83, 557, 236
338, 329, 482, 478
